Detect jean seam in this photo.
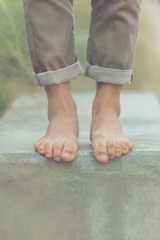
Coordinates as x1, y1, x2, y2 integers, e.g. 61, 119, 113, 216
87, 0, 97, 65
72, 1, 78, 63
127, 0, 142, 73
27, 0, 41, 73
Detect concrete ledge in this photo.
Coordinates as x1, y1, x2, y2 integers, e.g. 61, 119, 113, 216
1, 151, 160, 168
0, 91, 160, 239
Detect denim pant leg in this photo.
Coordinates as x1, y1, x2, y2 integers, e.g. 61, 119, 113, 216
22, 0, 83, 86
84, 0, 142, 85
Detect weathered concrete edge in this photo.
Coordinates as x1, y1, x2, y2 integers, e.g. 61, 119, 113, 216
0, 151, 160, 167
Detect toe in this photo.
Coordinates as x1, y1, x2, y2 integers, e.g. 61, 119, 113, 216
107, 140, 116, 159
129, 141, 134, 151
34, 143, 38, 152
44, 143, 53, 159
122, 142, 130, 155
115, 141, 123, 158
34, 141, 42, 152
92, 138, 108, 163
53, 144, 62, 161
61, 140, 78, 162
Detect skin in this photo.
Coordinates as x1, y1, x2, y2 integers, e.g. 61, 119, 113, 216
34, 82, 79, 162
90, 83, 134, 163
34, 81, 134, 163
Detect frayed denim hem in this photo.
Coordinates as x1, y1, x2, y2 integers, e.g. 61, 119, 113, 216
33, 61, 83, 86
83, 62, 133, 85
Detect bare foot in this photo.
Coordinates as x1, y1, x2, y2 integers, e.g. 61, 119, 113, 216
34, 82, 79, 162
90, 83, 134, 163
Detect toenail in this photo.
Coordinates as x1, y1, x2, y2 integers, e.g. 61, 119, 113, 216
116, 152, 121, 156
54, 157, 61, 161
100, 154, 107, 161
62, 152, 71, 158
46, 154, 51, 158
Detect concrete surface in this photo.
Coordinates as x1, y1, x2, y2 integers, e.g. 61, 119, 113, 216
0, 91, 160, 240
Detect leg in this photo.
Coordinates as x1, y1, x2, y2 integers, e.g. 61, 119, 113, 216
84, 0, 142, 163
22, 0, 83, 161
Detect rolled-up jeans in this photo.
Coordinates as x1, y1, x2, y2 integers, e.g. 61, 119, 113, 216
22, 0, 142, 86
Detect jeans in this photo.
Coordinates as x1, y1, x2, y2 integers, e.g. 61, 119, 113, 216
22, 0, 142, 86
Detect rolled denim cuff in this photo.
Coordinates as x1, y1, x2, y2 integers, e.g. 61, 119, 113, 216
33, 61, 83, 86
83, 63, 133, 85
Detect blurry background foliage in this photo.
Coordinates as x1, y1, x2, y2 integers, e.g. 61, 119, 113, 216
0, 0, 160, 117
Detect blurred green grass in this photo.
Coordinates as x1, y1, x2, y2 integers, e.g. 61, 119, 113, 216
0, 0, 160, 117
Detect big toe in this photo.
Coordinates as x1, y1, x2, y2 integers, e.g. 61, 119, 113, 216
92, 138, 108, 163
61, 140, 78, 162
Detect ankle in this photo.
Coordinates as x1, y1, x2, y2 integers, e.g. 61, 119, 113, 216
93, 83, 122, 118
45, 82, 70, 99
44, 82, 78, 121
96, 82, 122, 95
92, 99, 121, 118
